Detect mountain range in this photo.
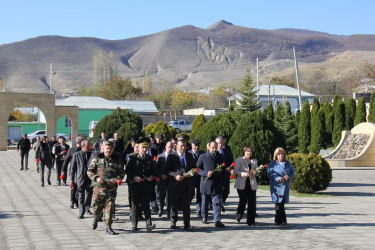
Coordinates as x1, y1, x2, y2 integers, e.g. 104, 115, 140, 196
1, 20, 375, 94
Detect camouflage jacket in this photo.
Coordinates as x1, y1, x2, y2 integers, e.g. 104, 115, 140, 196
87, 152, 125, 189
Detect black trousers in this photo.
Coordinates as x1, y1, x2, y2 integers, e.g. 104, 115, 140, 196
130, 182, 152, 227
56, 160, 64, 184
222, 172, 230, 203
275, 199, 286, 224
236, 178, 256, 225
169, 183, 192, 226
158, 180, 171, 214
20, 151, 29, 169
77, 184, 93, 216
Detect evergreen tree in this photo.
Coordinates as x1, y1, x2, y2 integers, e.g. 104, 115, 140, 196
345, 97, 356, 130
282, 101, 298, 153
332, 101, 346, 145
266, 102, 274, 121
274, 103, 283, 127
234, 68, 262, 112
354, 97, 367, 126
332, 95, 342, 111
298, 101, 311, 153
309, 109, 325, 153
295, 109, 301, 128
321, 101, 334, 146
190, 114, 206, 140
311, 97, 320, 116
367, 92, 375, 123
152, 121, 173, 140
195, 113, 237, 148
229, 111, 277, 164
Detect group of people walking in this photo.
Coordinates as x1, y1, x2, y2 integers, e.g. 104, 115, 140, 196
18, 131, 295, 235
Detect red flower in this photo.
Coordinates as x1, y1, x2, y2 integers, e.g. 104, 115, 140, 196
230, 174, 236, 179
230, 162, 235, 168
62, 150, 67, 154
59, 174, 64, 180
277, 194, 283, 197
118, 179, 123, 186
195, 168, 199, 173
154, 176, 160, 182
35, 158, 40, 163
153, 156, 157, 161
222, 162, 226, 167
263, 165, 267, 168
89, 145, 93, 150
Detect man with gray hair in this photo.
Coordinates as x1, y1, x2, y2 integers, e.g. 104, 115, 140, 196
71, 140, 93, 219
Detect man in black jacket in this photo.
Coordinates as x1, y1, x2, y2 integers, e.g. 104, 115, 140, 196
53, 136, 70, 185
48, 136, 58, 170
62, 138, 82, 209
197, 140, 225, 228
165, 140, 195, 231
17, 134, 31, 170
71, 140, 93, 219
188, 139, 205, 217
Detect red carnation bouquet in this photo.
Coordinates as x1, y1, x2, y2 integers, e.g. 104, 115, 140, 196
153, 156, 157, 162
59, 174, 65, 180
62, 150, 67, 155
183, 168, 199, 177
35, 158, 40, 163
203, 163, 225, 183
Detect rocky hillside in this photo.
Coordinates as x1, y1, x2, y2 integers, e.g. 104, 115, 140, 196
1, 20, 375, 93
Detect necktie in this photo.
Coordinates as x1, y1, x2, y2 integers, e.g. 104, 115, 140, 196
180, 155, 186, 169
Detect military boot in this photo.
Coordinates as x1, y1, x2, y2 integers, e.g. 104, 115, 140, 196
92, 219, 98, 230
106, 225, 116, 235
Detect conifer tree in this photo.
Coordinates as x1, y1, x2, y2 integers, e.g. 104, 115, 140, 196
282, 101, 298, 153
332, 101, 346, 145
234, 68, 262, 112
367, 92, 375, 123
274, 103, 284, 130
321, 101, 334, 146
354, 97, 367, 126
345, 97, 356, 130
298, 101, 311, 153
190, 114, 206, 140
309, 109, 325, 153
332, 95, 342, 111
266, 102, 274, 121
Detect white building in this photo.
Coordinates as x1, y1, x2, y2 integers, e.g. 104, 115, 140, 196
227, 85, 316, 112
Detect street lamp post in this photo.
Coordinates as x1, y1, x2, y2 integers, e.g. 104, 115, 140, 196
50, 63, 56, 94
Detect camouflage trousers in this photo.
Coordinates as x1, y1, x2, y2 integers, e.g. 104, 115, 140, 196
92, 187, 117, 225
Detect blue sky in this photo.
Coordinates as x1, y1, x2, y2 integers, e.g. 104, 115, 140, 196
1, 0, 374, 45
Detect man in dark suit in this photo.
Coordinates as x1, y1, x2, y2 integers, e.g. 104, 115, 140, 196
113, 132, 125, 155
151, 133, 166, 155
17, 134, 31, 170
155, 141, 173, 218
165, 140, 195, 231
197, 140, 225, 228
216, 135, 234, 210
147, 139, 158, 212
188, 139, 205, 217
70, 140, 93, 219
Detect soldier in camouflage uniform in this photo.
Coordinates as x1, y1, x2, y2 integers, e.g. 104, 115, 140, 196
87, 140, 125, 235
125, 137, 156, 232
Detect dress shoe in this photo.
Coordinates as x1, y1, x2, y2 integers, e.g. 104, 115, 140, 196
70, 202, 74, 209
158, 210, 162, 217
47, 180, 51, 185
184, 225, 194, 231
132, 225, 138, 231
86, 210, 93, 215
236, 214, 242, 223
106, 226, 116, 235
78, 215, 84, 219
146, 224, 156, 232
221, 205, 225, 213
215, 221, 225, 228
202, 218, 208, 224
20, 168, 23, 170
248, 223, 255, 227
170, 222, 177, 229
92, 219, 98, 230
41, 183, 44, 187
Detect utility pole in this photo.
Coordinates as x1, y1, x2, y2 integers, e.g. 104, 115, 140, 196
293, 47, 303, 111
256, 57, 259, 100
50, 63, 56, 94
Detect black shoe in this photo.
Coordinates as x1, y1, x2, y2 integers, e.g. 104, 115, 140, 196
184, 225, 194, 231
146, 224, 156, 232
170, 222, 176, 229
202, 218, 208, 224
248, 223, 255, 227
86, 210, 93, 215
158, 210, 162, 217
236, 214, 242, 223
20, 168, 23, 170
215, 221, 225, 228
70, 202, 74, 209
221, 205, 225, 213
132, 225, 138, 231
92, 219, 98, 230
106, 226, 116, 235
41, 183, 44, 187
47, 180, 51, 185
78, 215, 84, 219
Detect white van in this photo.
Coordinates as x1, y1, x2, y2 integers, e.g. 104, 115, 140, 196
89, 121, 99, 138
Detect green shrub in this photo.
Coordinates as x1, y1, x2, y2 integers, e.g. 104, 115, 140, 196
288, 153, 332, 193
256, 163, 269, 185
117, 122, 142, 145
190, 114, 206, 140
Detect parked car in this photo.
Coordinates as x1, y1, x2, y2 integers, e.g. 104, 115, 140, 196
7, 137, 14, 146
167, 120, 193, 132
27, 130, 69, 144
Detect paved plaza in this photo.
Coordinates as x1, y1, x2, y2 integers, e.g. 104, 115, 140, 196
0, 150, 374, 249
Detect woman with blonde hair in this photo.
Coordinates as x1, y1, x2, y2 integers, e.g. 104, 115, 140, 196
234, 145, 257, 226
267, 147, 295, 225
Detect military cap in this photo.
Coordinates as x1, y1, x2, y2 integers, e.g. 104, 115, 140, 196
103, 140, 114, 147
136, 137, 151, 146
191, 139, 201, 145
